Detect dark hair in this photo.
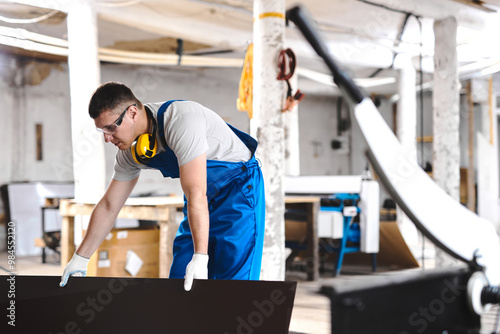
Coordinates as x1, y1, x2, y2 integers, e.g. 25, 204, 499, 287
88, 81, 143, 119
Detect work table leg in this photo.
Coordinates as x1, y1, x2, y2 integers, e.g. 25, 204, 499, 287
306, 202, 319, 281
159, 208, 179, 278
60, 215, 75, 271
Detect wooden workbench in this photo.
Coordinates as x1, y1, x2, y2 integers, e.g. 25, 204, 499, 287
60, 195, 320, 281
285, 196, 320, 281
59, 196, 184, 278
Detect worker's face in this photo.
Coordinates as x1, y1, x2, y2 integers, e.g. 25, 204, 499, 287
94, 105, 137, 150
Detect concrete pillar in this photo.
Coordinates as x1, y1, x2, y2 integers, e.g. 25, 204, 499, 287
11, 63, 26, 181
395, 56, 417, 160
251, 0, 286, 280
284, 73, 300, 176
474, 77, 499, 229
67, 1, 105, 203
433, 17, 461, 267
393, 55, 420, 253
433, 17, 460, 201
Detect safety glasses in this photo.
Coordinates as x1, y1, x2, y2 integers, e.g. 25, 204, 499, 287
96, 104, 136, 135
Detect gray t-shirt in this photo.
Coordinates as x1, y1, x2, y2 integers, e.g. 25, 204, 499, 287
112, 101, 252, 181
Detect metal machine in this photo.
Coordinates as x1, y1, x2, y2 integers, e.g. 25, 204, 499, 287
285, 175, 379, 276
287, 5, 500, 333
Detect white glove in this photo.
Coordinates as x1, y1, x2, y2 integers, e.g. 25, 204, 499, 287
184, 253, 208, 291
59, 253, 90, 287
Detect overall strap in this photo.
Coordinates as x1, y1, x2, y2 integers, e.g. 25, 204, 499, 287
157, 100, 184, 147
226, 123, 258, 156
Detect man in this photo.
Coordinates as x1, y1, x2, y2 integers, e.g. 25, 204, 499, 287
60, 82, 265, 291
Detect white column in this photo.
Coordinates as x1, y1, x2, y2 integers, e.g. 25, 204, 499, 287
11, 68, 26, 181
475, 77, 499, 229
393, 55, 420, 250
433, 17, 460, 201
251, 0, 286, 280
67, 0, 105, 203
433, 17, 461, 267
284, 73, 300, 176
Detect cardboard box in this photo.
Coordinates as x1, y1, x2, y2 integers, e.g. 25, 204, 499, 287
87, 227, 159, 278
285, 219, 307, 242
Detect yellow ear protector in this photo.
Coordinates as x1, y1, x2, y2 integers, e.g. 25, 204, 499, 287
131, 107, 158, 164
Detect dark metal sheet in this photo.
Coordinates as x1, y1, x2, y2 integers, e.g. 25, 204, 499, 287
1, 275, 296, 333
320, 267, 480, 334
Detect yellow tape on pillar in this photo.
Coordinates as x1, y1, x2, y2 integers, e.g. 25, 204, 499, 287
254, 12, 285, 22
236, 43, 254, 119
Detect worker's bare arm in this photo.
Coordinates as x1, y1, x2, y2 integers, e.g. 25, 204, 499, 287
179, 153, 209, 291
179, 153, 209, 254
76, 177, 139, 258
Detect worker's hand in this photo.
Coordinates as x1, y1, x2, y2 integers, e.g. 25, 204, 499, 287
184, 253, 208, 291
59, 253, 90, 287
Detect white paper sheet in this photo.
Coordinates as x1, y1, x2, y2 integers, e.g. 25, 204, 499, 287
125, 250, 143, 277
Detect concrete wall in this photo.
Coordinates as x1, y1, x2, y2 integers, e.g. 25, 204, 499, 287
0, 60, 253, 198
0, 57, 386, 195
0, 56, 402, 218
2, 54, 499, 212
297, 94, 350, 176
0, 57, 72, 185
416, 84, 500, 182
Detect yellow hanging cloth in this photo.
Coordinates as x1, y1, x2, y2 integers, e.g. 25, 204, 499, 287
236, 43, 253, 119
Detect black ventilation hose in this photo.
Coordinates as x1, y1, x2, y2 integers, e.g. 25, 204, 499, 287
286, 5, 365, 104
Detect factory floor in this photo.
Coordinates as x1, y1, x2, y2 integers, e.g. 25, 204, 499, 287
1, 251, 499, 334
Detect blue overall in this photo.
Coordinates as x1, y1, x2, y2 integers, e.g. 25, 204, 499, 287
145, 100, 265, 280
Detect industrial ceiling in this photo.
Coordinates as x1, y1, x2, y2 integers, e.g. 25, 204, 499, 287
1, 0, 500, 96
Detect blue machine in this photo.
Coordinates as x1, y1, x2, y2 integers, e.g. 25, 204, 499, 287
319, 193, 376, 276
285, 176, 380, 277
285, 192, 377, 277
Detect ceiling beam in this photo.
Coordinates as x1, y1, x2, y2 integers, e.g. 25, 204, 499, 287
7, 0, 71, 13
450, 0, 496, 12
97, 2, 252, 50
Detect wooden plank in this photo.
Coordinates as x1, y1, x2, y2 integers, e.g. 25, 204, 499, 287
159, 221, 169, 278
416, 136, 433, 143
159, 209, 180, 278
35, 123, 43, 161
285, 200, 320, 281
285, 196, 321, 204
124, 196, 183, 206
59, 199, 182, 221
87, 250, 97, 277
467, 80, 476, 212
60, 215, 75, 270
61, 196, 184, 207
34, 237, 46, 248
